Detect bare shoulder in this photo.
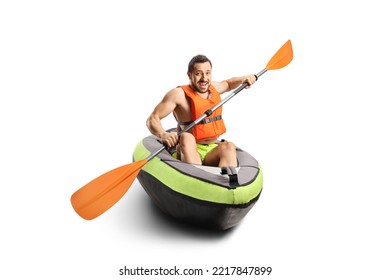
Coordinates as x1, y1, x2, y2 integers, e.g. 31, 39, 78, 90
211, 81, 229, 94
166, 86, 191, 120
163, 86, 186, 105
149, 87, 187, 119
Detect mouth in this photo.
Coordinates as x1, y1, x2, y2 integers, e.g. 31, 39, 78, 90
198, 81, 208, 87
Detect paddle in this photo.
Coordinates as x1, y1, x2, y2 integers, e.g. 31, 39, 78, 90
71, 39, 294, 220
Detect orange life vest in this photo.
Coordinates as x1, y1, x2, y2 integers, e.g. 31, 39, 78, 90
178, 84, 226, 141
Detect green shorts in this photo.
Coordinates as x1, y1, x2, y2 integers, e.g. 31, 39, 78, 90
172, 143, 218, 162
196, 143, 219, 162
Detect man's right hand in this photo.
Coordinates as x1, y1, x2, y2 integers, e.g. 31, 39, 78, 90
160, 131, 179, 148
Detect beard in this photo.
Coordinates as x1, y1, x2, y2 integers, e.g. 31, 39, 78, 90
192, 81, 209, 93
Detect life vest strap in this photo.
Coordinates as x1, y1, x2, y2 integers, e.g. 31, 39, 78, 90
177, 120, 192, 126
177, 115, 222, 126
200, 115, 222, 124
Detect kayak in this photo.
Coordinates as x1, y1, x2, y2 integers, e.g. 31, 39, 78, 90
132, 131, 263, 230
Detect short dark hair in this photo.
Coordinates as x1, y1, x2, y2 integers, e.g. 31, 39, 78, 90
188, 54, 212, 73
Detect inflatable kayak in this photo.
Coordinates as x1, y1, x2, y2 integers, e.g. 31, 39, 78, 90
132, 131, 263, 230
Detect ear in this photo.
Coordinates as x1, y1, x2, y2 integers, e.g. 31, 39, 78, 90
187, 71, 191, 79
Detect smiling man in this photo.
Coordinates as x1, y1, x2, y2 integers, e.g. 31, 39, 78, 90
146, 54, 256, 167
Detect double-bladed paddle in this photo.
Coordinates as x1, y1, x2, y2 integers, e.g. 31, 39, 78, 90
71, 40, 293, 220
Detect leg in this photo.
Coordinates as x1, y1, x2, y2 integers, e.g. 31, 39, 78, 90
203, 141, 237, 167
178, 132, 202, 165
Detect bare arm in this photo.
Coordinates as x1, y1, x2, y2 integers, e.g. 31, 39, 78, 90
212, 74, 257, 94
146, 88, 180, 147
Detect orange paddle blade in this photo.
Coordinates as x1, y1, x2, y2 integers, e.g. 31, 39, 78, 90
70, 159, 148, 220
266, 40, 293, 70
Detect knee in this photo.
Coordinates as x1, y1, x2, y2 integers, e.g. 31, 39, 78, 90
219, 141, 236, 153
179, 132, 196, 149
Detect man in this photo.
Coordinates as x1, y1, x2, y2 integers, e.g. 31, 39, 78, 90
146, 54, 257, 167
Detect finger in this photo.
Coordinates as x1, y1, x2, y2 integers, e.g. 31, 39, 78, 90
168, 136, 178, 147
171, 134, 179, 144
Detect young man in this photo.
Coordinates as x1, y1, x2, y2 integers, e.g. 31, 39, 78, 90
146, 55, 257, 167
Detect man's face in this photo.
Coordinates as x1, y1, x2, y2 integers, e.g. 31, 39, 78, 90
188, 62, 212, 93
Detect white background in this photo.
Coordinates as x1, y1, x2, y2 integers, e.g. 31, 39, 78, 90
1, 1, 389, 279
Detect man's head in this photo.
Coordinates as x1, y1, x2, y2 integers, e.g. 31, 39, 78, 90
187, 54, 212, 93
188, 55, 212, 73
